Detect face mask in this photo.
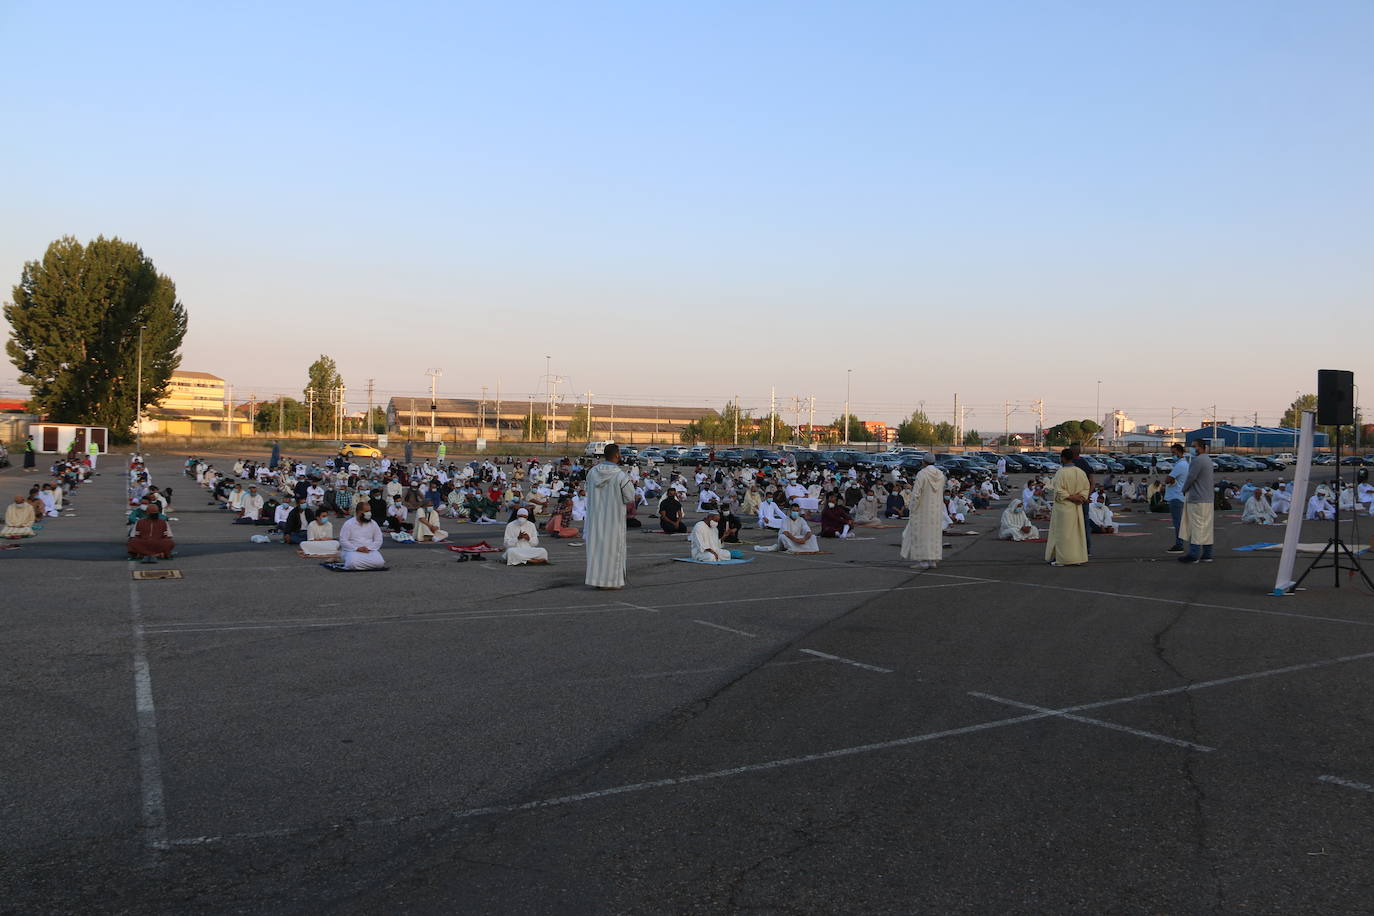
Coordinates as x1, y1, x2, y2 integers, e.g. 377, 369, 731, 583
708, 520, 717, 527
789, 511, 800, 520
1188, 448, 1197, 457
362, 512, 372, 520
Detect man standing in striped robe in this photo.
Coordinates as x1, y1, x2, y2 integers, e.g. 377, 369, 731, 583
584, 443, 636, 589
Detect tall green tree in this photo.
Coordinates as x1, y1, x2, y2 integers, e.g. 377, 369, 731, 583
1281, 393, 1318, 429
522, 411, 547, 441
963, 429, 982, 446
304, 355, 344, 436
4, 236, 187, 438
566, 406, 590, 439
831, 415, 875, 443
896, 410, 935, 445
933, 421, 956, 444
255, 397, 309, 433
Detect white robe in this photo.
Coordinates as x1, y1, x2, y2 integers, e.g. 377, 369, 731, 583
778, 515, 819, 553
690, 520, 731, 562
300, 519, 339, 556
503, 519, 549, 565
338, 517, 386, 569
1306, 496, 1335, 520
757, 500, 787, 530
583, 461, 635, 587
1088, 501, 1116, 532
1271, 486, 1292, 514
240, 492, 264, 521
998, 500, 1040, 541
901, 465, 946, 564
571, 495, 588, 522
414, 507, 448, 542
1242, 496, 1276, 525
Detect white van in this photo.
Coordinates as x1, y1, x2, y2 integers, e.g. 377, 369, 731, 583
584, 440, 616, 457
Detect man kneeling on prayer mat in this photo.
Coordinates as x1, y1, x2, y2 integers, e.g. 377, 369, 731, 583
690, 510, 736, 562
414, 504, 449, 542
778, 508, 820, 553
998, 498, 1040, 541
1087, 498, 1118, 534
546, 500, 580, 539
503, 508, 549, 565
1242, 489, 1277, 525
300, 509, 340, 557
4, 493, 37, 538
127, 505, 174, 561
338, 504, 387, 570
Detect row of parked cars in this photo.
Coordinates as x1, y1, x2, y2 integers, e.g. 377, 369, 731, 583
625, 444, 1319, 477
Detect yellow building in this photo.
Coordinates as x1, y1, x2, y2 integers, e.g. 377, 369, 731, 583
143, 370, 253, 436
385, 397, 715, 444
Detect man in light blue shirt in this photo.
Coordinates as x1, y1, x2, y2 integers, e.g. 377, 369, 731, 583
1164, 443, 1189, 553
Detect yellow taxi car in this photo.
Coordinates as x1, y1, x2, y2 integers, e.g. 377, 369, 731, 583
339, 442, 383, 460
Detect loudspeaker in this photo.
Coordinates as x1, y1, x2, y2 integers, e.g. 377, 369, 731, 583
1317, 369, 1354, 426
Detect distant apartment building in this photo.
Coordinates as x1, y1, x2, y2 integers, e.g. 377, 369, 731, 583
143, 370, 252, 436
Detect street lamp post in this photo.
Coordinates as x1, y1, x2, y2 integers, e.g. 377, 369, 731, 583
1096, 380, 1102, 450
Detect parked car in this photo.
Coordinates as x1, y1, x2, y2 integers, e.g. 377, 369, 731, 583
661, 447, 685, 461
0, 443, 8, 467
619, 447, 639, 462
639, 447, 664, 464
676, 447, 710, 465
339, 442, 382, 459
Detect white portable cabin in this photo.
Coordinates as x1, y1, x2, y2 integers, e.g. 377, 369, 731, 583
28, 423, 109, 454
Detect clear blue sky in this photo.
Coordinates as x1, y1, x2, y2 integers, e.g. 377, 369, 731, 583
2, 0, 1370, 429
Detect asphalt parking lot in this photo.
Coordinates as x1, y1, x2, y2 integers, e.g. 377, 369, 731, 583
3, 454, 1373, 914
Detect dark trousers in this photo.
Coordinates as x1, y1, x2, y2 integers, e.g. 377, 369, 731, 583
1081, 503, 1091, 555
1168, 499, 1185, 548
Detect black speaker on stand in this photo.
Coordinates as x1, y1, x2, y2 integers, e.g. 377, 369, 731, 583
1291, 369, 1372, 590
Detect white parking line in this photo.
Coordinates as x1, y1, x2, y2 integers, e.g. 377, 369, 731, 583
798, 649, 893, 673
691, 619, 757, 638
969, 692, 1214, 751
1317, 775, 1374, 794
160, 647, 1374, 849
128, 572, 169, 856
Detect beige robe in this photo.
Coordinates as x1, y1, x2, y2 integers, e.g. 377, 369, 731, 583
1046, 465, 1089, 565
901, 465, 946, 563
3, 501, 36, 538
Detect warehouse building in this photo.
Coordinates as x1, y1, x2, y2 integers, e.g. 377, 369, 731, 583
1183, 425, 1328, 449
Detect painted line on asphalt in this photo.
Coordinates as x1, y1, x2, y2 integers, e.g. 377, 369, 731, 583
618, 601, 661, 614
128, 569, 169, 857
141, 580, 994, 635
160, 646, 1374, 848
968, 692, 1214, 751
798, 648, 893, 674
691, 619, 757, 638
1317, 775, 1374, 795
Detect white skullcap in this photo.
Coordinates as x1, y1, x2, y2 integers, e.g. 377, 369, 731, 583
516, 508, 529, 517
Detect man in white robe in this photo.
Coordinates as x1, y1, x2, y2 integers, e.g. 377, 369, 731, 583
338, 506, 387, 569
571, 489, 588, 522
696, 486, 720, 513
778, 510, 820, 553
414, 505, 448, 542
300, 511, 340, 557
1271, 483, 1293, 514
1306, 493, 1335, 520
1088, 499, 1117, 534
237, 486, 264, 524
690, 512, 733, 562
999, 499, 1040, 541
583, 444, 636, 588
1242, 491, 1276, 525
758, 497, 787, 530
900, 456, 947, 569
503, 508, 549, 565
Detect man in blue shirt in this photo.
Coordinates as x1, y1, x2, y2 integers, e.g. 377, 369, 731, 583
1163, 443, 1189, 553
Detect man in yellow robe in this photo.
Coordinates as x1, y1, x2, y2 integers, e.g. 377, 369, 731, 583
1046, 448, 1089, 566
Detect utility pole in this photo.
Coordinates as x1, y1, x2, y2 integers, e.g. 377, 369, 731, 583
278, 394, 284, 437
734, 395, 740, 445
410, 398, 416, 440
249, 392, 257, 431
495, 381, 501, 442
134, 325, 145, 454
1004, 401, 1010, 446
481, 385, 488, 441
953, 393, 960, 445
1035, 399, 1045, 447
770, 387, 777, 443
306, 388, 316, 439
585, 390, 594, 439
425, 369, 442, 442
527, 395, 534, 441
225, 383, 233, 434
808, 396, 815, 443
610, 401, 615, 440
366, 379, 375, 438
844, 371, 851, 446
338, 385, 347, 439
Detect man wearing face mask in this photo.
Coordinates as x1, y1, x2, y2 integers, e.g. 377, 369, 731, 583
338, 503, 387, 570
778, 506, 820, 553
690, 510, 733, 562
1177, 439, 1215, 564
1163, 442, 1189, 553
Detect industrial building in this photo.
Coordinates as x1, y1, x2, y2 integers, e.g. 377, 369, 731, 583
1183, 425, 1328, 449
385, 397, 716, 444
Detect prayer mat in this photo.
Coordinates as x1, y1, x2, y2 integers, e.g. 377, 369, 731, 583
944, 530, 981, 537
861, 524, 903, 529
296, 550, 340, 561
1017, 538, 1049, 543
1104, 532, 1151, 538
672, 557, 755, 565
132, 569, 182, 580
0, 544, 22, 551
448, 542, 503, 553
321, 562, 390, 571
1233, 543, 1282, 551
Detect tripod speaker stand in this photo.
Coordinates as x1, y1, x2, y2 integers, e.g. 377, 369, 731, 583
1290, 425, 1374, 590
